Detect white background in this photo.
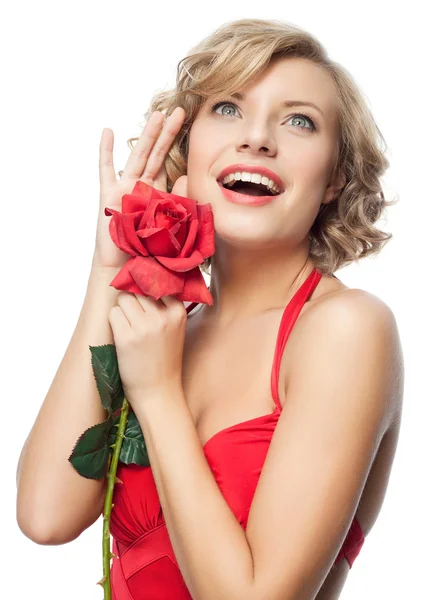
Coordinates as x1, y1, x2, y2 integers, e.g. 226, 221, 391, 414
3, 1, 447, 598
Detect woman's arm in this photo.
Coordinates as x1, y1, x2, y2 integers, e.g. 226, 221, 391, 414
132, 289, 402, 600
243, 290, 402, 599
16, 265, 122, 544
135, 390, 255, 600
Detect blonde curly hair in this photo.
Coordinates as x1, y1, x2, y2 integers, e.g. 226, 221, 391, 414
126, 18, 398, 276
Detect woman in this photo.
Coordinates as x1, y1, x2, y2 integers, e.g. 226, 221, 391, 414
16, 18, 403, 600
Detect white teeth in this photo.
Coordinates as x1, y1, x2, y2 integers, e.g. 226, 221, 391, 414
221, 171, 282, 194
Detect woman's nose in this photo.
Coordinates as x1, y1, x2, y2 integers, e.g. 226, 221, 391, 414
236, 124, 277, 156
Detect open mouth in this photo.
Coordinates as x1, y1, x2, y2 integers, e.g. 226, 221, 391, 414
218, 179, 283, 197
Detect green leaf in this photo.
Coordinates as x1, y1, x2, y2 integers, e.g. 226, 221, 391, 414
69, 414, 114, 479
109, 411, 150, 467
89, 344, 124, 415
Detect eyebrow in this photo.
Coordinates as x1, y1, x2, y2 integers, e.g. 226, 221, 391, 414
229, 92, 325, 117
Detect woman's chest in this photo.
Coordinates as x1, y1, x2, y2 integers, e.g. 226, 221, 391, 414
181, 309, 288, 448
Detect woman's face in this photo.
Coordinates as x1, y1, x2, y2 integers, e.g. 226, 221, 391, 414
186, 56, 344, 252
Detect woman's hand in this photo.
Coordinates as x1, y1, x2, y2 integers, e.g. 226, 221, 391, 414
94, 106, 188, 269
108, 289, 187, 414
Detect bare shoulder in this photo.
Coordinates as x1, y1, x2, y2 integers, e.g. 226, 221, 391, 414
304, 278, 400, 338
319, 286, 397, 326
286, 281, 404, 434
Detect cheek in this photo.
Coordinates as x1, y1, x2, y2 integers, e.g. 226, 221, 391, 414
185, 130, 213, 199
288, 145, 334, 190
187, 125, 227, 187
187, 126, 212, 173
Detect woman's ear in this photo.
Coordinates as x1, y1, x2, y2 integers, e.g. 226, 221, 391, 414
322, 171, 346, 205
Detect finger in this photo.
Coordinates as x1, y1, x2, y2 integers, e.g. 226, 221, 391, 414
133, 292, 165, 312
162, 295, 189, 319
150, 160, 168, 192
140, 107, 186, 184
121, 111, 165, 180
99, 128, 117, 188
109, 304, 130, 330
116, 292, 144, 328
162, 294, 185, 310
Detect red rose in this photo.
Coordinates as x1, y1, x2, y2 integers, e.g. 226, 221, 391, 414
104, 181, 215, 305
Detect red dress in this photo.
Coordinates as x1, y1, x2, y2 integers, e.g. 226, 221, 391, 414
107, 267, 365, 599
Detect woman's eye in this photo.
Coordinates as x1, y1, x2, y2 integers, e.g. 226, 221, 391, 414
211, 101, 237, 117
287, 114, 316, 131
211, 100, 316, 131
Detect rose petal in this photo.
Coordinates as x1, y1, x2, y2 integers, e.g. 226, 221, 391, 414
107, 259, 146, 295
156, 248, 205, 272
178, 216, 198, 258
104, 207, 138, 256
123, 182, 163, 213
169, 217, 188, 249
128, 255, 185, 299
154, 186, 200, 218
131, 180, 164, 201
195, 206, 215, 259
138, 226, 180, 256
121, 211, 149, 255
178, 268, 214, 305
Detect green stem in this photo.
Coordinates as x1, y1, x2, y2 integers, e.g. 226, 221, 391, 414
97, 396, 130, 599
